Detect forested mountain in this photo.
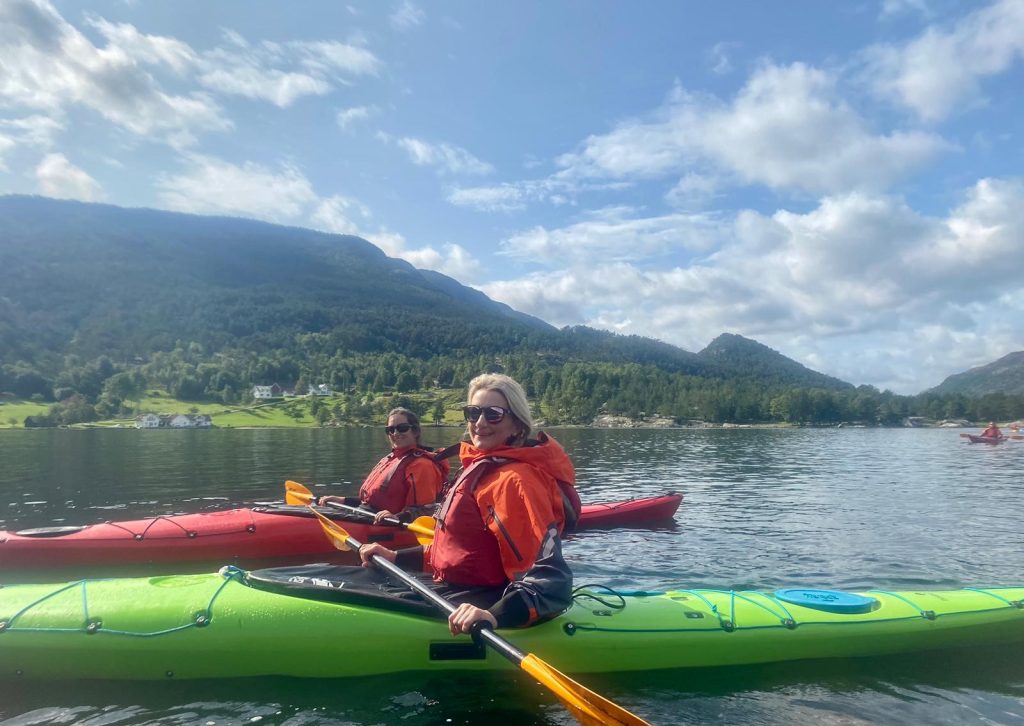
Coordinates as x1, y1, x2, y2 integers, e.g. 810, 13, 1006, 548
698, 333, 851, 391
928, 351, 1024, 396
0, 195, 815, 386
2, 195, 1022, 427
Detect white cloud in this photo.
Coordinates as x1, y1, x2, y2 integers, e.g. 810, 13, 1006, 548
448, 177, 632, 212
0, 114, 63, 166
448, 183, 527, 212
367, 229, 481, 280
557, 65, 948, 194
865, 0, 1024, 121
35, 152, 104, 200
311, 194, 368, 235
198, 64, 330, 108
86, 15, 196, 73
156, 155, 317, 220
391, 1, 425, 30
665, 173, 720, 209
501, 206, 723, 264
154, 152, 483, 281
480, 177, 1024, 393
0, 0, 383, 156
396, 137, 493, 175
879, 0, 934, 19
0, 0, 229, 144
708, 42, 739, 75
336, 104, 374, 129
0, 135, 16, 171
197, 37, 380, 108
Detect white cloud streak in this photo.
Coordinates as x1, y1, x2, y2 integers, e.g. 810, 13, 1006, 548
198, 36, 381, 108
390, 1, 425, 30
35, 152, 104, 200
336, 105, 374, 129
396, 137, 493, 176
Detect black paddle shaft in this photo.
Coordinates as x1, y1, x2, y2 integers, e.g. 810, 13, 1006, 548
321, 499, 405, 528
345, 532, 526, 666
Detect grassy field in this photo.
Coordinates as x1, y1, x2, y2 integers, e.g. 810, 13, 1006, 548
0, 400, 51, 428
0, 389, 469, 429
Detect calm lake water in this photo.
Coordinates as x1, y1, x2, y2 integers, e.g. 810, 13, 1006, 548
0, 427, 1022, 725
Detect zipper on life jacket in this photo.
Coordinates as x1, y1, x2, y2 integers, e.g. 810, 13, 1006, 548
487, 505, 523, 562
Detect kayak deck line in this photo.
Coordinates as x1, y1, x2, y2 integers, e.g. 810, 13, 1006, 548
563, 587, 1024, 635
0, 568, 244, 637
4, 573, 1023, 639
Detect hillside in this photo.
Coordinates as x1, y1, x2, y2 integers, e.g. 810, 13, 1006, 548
6, 195, 955, 428
698, 333, 852, 391
0, 195, 841, 389
928, 351, 1024, 396
0, 195, 557, 371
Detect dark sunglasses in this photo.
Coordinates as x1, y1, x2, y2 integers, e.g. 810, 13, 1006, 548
385, 423, 415, 435
462, 405, 511, 424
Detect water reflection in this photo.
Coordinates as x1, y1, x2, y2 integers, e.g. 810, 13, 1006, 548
1, 427, 1023, 724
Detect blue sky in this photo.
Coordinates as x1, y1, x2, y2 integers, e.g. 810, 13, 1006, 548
1, 0, 1022, 394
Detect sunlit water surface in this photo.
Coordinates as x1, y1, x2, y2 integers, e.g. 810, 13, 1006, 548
0, 427, 1022, 724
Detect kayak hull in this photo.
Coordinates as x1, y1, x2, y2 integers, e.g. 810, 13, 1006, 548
0, 571, 1021, 680
967, 435, 1004, 445
0, 494, 682, 571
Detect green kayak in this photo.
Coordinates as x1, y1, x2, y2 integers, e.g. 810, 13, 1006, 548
1, 566, 1022, 680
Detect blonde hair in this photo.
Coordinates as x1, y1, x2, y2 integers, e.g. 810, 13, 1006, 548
466, 373, 534, 442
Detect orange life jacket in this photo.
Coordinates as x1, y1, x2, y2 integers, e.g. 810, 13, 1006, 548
359, 447, 448, 514
429, 433, 578, 587
429, 458, 509, 587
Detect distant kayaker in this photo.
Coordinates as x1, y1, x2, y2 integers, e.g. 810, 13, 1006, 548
980, 421, 1003, 440
360, 373, 581, 635
318, 407, 448, 524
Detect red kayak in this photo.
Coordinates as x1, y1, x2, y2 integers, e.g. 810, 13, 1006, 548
0, 493, 681, 571
966, 434, 1004, 445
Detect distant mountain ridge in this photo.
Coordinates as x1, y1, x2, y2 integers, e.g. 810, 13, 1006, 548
0, 194, 848, 393
929, 351, 1024, 396
699, 333, 853, 390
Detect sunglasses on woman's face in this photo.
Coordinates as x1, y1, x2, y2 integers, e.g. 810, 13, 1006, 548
462, 405, 511, 424
385, 423, 414, 435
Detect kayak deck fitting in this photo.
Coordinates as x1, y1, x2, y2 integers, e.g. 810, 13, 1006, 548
1, 567, 1021, 681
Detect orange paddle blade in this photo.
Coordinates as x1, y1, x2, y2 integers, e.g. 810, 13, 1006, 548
520, 654, 650, 726
306, 504, 354, 552
285, 479, 315, 505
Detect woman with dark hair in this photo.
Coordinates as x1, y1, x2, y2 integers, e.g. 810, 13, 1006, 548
980, 421, 1003, 440
319, 407, 448, 524
359, 374, 580, 634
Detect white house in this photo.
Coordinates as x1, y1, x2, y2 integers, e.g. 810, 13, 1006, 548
308, 383, 334, 396
253, 384, 283, 400
167, 414, 192, 428
134, 413, 161, 429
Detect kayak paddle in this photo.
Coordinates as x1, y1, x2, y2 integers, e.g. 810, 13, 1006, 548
284, 479, 435, 544
303, 504, 650, 726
